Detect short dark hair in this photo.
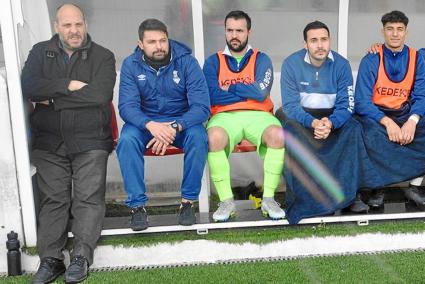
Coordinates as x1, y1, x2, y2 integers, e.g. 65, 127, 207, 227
138, 18, 168, 40
303, 21, 330, 41
225, 10, 251, 30
381, 10, 409, 26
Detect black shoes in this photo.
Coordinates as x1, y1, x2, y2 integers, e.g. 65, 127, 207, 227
367, 189, 385, 208
178, 201, 196, 226
404, 186, 425, 210
32, 256, 88, 284
130, 206, 148, 231
131, 203, 196, 228
349, 193, 369, 213
32, 257, 65, 284
64, 256, 89, 284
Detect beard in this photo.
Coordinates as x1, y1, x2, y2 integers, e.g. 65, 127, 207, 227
143, 48, 171, 70
59, 32, 86, 51
311, 48, 329, 61
226, 38, 249, 53
145, 49, 169, 63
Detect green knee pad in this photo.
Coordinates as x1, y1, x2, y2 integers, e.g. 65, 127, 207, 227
208, 150, 233, 201
263, 148, 285, 198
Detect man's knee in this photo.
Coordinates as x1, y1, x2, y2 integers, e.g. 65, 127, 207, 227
117, 124, 146, 153
183, 125, 208, 150
208, 126, 228, 151
263, 125, 284, 148
184, 125, 207, 140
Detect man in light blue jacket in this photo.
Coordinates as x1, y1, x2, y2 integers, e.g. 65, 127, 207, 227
117, 19, 210, 230
280, 21, 371, 223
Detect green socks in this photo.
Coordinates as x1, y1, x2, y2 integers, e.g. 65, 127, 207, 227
208, 148, 285, 200
208, 150, 233, 201
263, 148, 285, 198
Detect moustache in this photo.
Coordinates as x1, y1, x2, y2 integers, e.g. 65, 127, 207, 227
68, 34, 82, 39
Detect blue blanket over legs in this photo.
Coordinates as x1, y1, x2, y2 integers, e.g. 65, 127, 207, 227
281, 117, 371, 224
354, 115, 425, 187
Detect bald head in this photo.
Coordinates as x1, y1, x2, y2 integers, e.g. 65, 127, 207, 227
56, 3, 85, 23
54, 3, 87, 54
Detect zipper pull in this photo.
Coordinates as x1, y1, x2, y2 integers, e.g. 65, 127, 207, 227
315, 71, 319, 81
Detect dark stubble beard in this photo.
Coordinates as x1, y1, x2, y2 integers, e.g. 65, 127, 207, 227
145, 50, 169, 63
226, 38, 249, 53
144, 50, 171, 71
59, 32, 87, 52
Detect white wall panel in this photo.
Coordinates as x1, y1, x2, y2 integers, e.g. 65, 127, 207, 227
348, 0, 425, 70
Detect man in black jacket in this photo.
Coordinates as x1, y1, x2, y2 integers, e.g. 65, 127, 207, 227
21, 4, 116, 284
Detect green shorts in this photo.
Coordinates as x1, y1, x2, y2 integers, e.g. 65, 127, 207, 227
207, 111, 281, 158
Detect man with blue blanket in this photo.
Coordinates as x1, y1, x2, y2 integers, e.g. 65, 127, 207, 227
280, 21, 371, 224
355, 10, 425, 210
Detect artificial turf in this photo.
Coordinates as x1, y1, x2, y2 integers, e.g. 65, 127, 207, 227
12, 219, 425, 283
97, 219, 425, 248
3, 250, 425, 283
21, 219, 425, 255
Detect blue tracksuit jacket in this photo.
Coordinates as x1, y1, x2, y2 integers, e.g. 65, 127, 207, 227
119, 39, 210, 130
355, 45, 425, 122
281, 49, 354, 129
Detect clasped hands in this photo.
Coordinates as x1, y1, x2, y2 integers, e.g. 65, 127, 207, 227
311, 117, 332, 140
380, 116, 416, 145
145, 121, 179, 155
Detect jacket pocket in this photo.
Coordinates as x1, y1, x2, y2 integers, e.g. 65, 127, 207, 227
72, 108, 102, 139
30, 104, 61, 133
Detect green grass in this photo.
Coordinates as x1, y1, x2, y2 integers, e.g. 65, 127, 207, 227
96, 219, 425, 248
9, 220, 425, 283
21, 219, 425, 255
3, 251, 425, 283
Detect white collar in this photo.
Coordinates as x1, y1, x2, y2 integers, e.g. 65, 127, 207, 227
304, 50, 334, 64
222, 44, 253, 57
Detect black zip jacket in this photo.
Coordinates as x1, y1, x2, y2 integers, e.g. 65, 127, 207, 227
21, 34, 116, 153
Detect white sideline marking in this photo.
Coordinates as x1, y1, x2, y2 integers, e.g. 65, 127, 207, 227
18, 232, 425, 272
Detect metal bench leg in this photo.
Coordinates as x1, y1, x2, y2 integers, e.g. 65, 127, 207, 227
198, 165, 210, 213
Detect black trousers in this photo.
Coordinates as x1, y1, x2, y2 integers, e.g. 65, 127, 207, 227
32, 144, 109, 265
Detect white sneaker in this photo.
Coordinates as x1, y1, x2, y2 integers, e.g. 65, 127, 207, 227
213, 198, 236, 222
261, 197, 285, 220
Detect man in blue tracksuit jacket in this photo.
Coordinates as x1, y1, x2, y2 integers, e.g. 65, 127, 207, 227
281, 40, 354, 131
117, 19, 210, 230
280, 21, 373, 223
355, 11, 425, 210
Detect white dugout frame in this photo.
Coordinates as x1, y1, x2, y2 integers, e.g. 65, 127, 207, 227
1, 0, 424, 245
